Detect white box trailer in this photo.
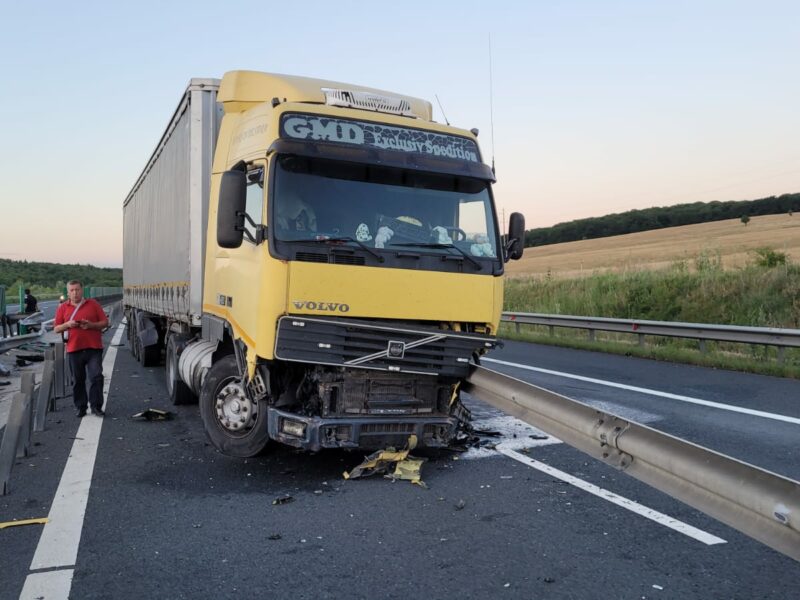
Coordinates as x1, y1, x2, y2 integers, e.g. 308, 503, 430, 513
123, 79, 221, 327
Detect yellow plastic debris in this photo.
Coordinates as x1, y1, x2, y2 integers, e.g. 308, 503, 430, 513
0, 517, 48, 529
343, 435, 425, 486
391, 457, 428, 488
449, 381, 460, 407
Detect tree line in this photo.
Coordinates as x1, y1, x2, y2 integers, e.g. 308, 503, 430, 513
0, 258, 122, 290
524, 192, 800, 247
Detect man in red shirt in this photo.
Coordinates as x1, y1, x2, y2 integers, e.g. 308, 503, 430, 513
54, 280, 109, 417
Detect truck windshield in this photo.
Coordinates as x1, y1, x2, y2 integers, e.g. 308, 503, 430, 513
271, 155, 499, 261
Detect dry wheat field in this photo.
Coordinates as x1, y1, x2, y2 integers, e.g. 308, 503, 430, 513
506, 213, 800, 279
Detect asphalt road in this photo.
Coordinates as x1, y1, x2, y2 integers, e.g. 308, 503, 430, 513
1, 330, 798, 599
5, 300, 61, 322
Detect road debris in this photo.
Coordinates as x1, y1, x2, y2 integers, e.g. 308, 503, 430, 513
272, 495, 294, 505
454, 499, 466, 510
391, 456, 427, 488
16, 354, 44, 362
343, 435, 427, 487
131, 408, 174, 421
0, 517, 49, 529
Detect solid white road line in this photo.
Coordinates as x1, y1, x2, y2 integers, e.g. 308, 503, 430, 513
18, 569, 74, 600
484, 357, 800, 425
497, 444, 727, 546
23, 323, 125, 593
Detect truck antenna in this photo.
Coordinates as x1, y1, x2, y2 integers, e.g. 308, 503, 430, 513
489, 33, 496, 176
435, 94, 450, 126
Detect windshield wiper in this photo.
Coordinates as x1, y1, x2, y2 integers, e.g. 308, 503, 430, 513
284, 236, 384, 262
392, 243, 482, 270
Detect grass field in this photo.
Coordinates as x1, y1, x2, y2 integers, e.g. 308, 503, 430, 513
506, 213, 800, 279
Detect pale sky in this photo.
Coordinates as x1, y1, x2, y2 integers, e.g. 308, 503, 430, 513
1, 0, 798, 267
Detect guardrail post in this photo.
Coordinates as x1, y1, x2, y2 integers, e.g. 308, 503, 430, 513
588, 329, 595, 342
699, 339, 707, 354
638, 333, 645, 347
53, 340, 70, 406
17, 373, 35, 459
21, 371, 35, 397
35, 349, 55, 432
0, 393, 27, 494
777, 346, 786, 365
65, 348, 74, 398
54, 341, 64, 397
514, 322, 520, 334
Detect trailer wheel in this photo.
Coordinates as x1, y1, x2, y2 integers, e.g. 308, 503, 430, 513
166, 335, 195, 405
199, 355, 270, 457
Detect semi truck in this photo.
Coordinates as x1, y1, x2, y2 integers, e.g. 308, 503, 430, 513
123, 70, 525, 457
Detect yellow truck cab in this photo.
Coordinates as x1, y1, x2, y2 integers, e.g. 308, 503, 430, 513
123, 71, 524, 457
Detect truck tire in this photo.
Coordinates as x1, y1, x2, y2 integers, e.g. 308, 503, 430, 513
166, 335, 195, 405
199, 355, 270, 457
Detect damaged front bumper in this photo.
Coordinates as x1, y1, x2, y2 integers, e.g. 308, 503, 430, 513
267, 407, 459, 452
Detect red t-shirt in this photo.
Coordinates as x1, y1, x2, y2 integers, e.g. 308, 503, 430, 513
55, 299, 106, 353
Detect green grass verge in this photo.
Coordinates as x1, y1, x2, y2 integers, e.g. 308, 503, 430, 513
501, 256, 800, 379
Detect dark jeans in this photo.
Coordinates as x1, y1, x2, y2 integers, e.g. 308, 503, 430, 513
69, 348, 104, 411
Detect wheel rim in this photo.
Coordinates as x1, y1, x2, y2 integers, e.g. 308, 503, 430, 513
214, 379, 257, 436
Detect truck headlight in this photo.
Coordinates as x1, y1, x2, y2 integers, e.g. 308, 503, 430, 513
281, 419, 306, 438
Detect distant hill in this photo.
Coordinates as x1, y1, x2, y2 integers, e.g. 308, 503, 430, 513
525, 192, 800, 247
0, 258, 122, 290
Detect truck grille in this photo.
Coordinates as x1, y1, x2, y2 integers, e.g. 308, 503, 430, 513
321, 373, 442, 416
295, 252, 366, 266
275, 316, 495, 377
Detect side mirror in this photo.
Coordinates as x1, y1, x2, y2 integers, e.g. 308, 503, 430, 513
217, 170, 247, 248
505, 212, 525, 261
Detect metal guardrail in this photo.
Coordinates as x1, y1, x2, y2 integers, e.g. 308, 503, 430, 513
1, 341, 74, 495
2, 300, 132, 494
502, 312, 800, 362
0, 328, 48, 354
0, 295, 121, 354
464, 365, 800, 562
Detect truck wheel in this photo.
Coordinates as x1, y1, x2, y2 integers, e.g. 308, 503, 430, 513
166, 335, 195, 405
199, 355, 270, 457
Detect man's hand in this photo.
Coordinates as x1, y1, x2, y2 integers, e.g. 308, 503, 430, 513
56, 319, 79, 333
